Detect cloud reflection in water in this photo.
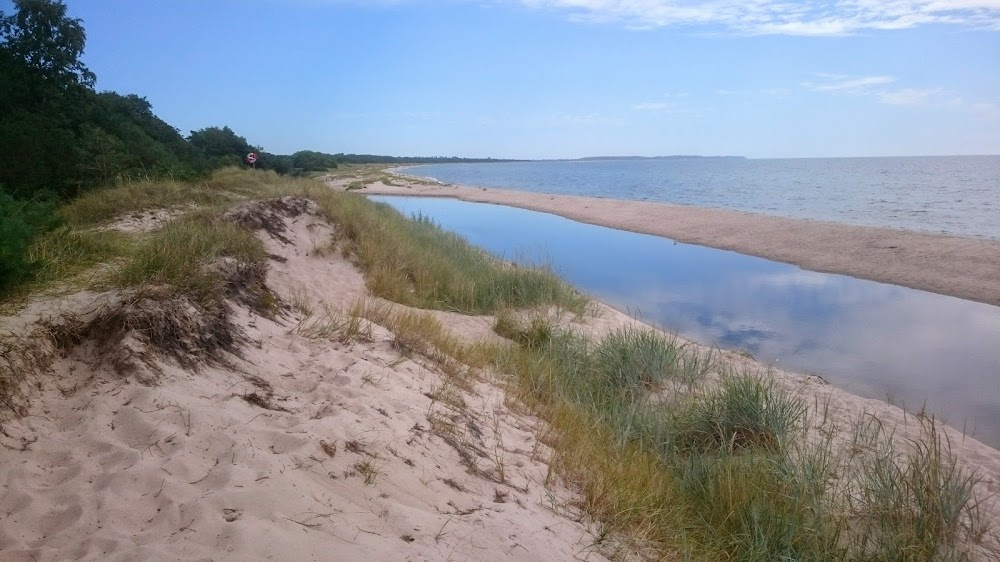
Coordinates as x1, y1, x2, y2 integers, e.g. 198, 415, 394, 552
370, 196, 1000, 445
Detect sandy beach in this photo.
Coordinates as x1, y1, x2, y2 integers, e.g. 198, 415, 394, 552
3, 0, 996, 556
353, 173, 1000, 307
2, 191, 999, 560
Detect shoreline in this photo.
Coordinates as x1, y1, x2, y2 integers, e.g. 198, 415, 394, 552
353, 172, 1000, 307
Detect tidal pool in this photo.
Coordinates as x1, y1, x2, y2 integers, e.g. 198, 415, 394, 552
370, 195, 1000, 446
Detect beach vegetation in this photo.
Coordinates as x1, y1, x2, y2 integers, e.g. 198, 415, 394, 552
308, 192, 587, 315
483, 314, 993, 561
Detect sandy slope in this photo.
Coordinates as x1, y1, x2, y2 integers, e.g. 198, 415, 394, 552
349, 174, 1000, 307
2, 198, 999, 561
0, 208, 613, 561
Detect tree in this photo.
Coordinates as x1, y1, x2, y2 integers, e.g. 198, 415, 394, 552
0, 0, 94, 92
291, 150, 338, 172
0, 0, 95, 196
257, 153, 294, 175
188, 126, 255, 163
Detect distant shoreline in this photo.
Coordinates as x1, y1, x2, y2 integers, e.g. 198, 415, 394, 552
350, 171, 1000, 307
395, 156, 1000, 241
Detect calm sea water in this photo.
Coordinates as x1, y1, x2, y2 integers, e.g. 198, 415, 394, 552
371, 195, 1000, 446
408, 156, 1000, 240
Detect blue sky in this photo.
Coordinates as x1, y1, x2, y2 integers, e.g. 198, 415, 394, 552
16, 1, 1000, 158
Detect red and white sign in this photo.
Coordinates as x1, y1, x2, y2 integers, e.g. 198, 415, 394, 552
245, 152, 258, 164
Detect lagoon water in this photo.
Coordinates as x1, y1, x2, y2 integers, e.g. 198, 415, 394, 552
409, 156, 1000, 240
370, 195, 1000, 447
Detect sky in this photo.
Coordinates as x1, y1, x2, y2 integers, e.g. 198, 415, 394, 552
10, 0, 1000, 158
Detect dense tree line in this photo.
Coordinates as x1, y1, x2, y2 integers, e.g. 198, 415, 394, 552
0, 1, 327, 288
0, 0, 510, 290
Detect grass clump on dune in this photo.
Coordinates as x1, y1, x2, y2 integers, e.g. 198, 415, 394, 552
3, 169, 290, 301
58, 167, 315, 228
671, 374, 805, 453
59, 177, 230, 227
110, 212, 265, 303
10, 167, 581, 319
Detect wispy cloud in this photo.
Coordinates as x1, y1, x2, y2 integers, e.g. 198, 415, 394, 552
877, 87, 945, 106
802, 74, 966, 108
552, 112, 627, 126
970, 101, 1000, 120
631, 97, 708, 115
715, 87, 793, 97
633, 101, 674, 111
802, 74, 896, 93
519, 0, 1000, 35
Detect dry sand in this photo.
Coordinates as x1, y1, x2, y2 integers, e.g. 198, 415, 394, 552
2, 197, 999, 560
0, 207, 615, 561
351, 174, 1000, 307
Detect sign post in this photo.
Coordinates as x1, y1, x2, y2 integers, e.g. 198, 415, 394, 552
245, 152, 258, 170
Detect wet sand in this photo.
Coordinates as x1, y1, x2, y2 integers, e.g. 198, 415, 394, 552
352, 175, 1000, 307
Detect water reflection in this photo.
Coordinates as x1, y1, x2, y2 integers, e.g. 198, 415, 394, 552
370, 196, 1000, 446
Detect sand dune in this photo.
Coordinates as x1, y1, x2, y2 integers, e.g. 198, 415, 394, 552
0, 206, 614, 561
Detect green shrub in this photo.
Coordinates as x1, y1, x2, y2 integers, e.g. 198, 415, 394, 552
0, 188, 60, 292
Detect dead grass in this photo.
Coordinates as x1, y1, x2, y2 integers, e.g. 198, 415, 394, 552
0, 328, 57, 419
0, 170, 312, 414
293, 297, 386, 345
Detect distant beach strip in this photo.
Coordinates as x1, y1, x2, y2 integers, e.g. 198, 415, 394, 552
364, 171, 1000, 308
405, 156, 1000, 241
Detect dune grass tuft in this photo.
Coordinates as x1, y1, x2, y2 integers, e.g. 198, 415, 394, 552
672, 373, 806, 453
110, 212, 266, 303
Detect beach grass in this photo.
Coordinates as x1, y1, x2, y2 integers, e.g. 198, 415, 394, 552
307, 191, 587, 315
109, 211, 267, 303
7, 168, 582, 318
484, 314, 991, 561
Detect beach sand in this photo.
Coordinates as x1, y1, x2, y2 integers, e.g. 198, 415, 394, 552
0, 204, 617, 561
349, 174, 1000, 307
2, 194, 998, 560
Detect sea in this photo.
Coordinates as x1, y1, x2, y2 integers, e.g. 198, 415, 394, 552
406, 156, 1000, 240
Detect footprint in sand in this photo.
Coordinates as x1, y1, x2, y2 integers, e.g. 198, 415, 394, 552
31, 502, 84, 547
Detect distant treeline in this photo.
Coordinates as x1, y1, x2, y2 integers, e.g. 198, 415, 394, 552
0, 0, 503, 289
0, 0, 327, 202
